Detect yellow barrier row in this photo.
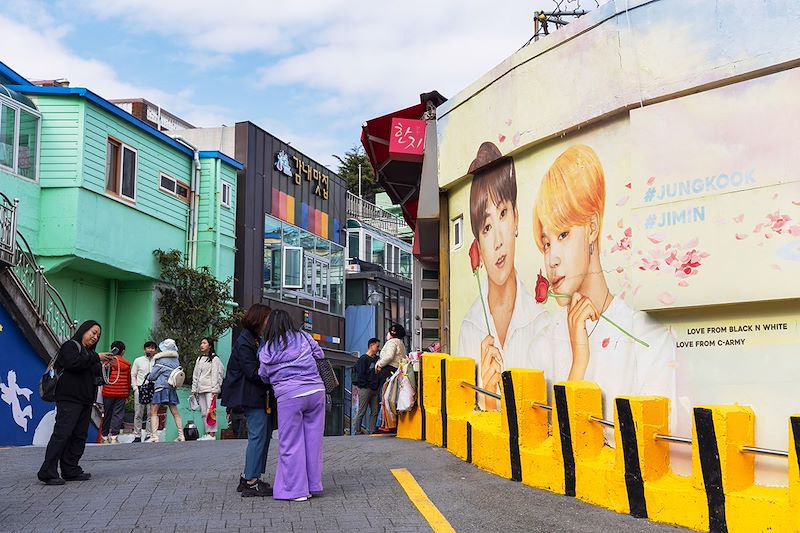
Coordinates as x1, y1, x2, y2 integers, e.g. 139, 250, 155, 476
397, 354, 799, 533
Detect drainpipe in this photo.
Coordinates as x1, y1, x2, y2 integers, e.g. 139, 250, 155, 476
169, 136, 201, 268
214, 158, 222, 279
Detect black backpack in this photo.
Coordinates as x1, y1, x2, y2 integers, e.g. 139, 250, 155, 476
39, 340, 79, 402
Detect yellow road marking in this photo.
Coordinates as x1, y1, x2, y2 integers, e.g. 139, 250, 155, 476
391, 468, 456, 533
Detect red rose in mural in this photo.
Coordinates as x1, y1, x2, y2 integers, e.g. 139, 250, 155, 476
534, 270, 550, 304
469, 239, 481, 273
468, 239, 491, 333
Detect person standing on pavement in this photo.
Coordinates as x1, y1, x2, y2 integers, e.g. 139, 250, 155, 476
147, 339, 184, 443
130, 341, 156, 442
219, 304, 274, 497
192, 337, 224, 440
353, 338, 381, 435
100, 341, 131, 444
258, 309, 326, 502
375, 324, 407, 384
38, 320, 112, 485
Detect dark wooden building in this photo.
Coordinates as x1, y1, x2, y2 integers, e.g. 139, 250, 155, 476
174, 122, 352, 435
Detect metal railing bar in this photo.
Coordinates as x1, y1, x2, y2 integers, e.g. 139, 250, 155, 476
740, 446, 788, 458
532, 402, 552, 411
460, 381, 501, 400
655, 434, 692, 445
589, 415, 615, 428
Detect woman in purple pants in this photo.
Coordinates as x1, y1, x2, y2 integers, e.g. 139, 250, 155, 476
258, 309, 325, 502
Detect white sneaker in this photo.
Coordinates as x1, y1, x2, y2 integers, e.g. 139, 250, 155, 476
198, 435, 215, 441
145, 435, 159, 443
291, 497, 308, 502
110, 435, 118, 444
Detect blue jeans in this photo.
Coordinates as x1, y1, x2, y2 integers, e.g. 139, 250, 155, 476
243, 407, 272, 480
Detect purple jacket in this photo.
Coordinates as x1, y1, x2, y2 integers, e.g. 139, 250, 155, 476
258, 331, 324, 400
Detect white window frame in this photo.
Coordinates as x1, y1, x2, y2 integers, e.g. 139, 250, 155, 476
282, 246, 303, 289
105, 137, 138, 202
221, 181, 233, 208
158, 172, 190, 203
453, 215, 463, 250
0, 97, 41, 182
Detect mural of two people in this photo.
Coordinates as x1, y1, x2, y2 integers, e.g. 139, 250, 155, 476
458, 142, 676, 423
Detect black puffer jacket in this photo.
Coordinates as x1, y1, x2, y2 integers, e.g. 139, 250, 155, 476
55, 340, 102, 404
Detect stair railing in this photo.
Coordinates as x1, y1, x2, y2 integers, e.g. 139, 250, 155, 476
0, 192, 76, 342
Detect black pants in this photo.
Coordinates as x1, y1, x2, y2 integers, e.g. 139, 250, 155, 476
102, 397, 126, 437
38, 401, 92, 480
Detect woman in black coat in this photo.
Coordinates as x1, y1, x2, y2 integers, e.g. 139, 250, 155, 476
38, 320, 112, 485
220, 304, 274, 497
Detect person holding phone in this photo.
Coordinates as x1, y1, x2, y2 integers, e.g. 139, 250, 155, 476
38, 320, 112, 485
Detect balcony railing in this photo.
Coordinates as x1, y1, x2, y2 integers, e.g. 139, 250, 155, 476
0, 193, 76, 343
347, 191, 408, 238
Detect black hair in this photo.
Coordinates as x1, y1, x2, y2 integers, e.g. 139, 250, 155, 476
264, 309, 299, 350
71, 320, 101, 350
143, 341, 157, 350
201, 337, 217, 361
367, 338, 380, 348
388, 324, 406, 339
110, 340, 126, 354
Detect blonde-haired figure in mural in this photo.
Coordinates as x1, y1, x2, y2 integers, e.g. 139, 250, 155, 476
458, 142, 549, 410
532, 144, 676, 425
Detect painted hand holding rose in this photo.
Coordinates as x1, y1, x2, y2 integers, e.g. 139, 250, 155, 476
534, 270, 649, 379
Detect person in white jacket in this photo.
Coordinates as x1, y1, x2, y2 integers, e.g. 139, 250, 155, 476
130, 341, 156, 442
192, 337, 225, 440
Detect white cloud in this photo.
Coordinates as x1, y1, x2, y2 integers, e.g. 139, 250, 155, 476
0, 12, 232, 127
78, 0, 552, 112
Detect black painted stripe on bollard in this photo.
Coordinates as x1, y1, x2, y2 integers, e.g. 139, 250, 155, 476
419, 359, 426, 441
502, 371, 522, 482
694, 408, 728, 533
440, 358, 447, 448
792, 417, 800, 476
616, 398, 648, 519
554, 384, 576, 497
466, 422, 473, 464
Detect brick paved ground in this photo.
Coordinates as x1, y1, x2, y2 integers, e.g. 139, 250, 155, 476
0, 436, 690, 532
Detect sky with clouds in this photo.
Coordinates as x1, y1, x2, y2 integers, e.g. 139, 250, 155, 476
0, 0, 592, 170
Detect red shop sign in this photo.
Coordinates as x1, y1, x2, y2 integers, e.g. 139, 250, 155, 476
389, 118, 426, 162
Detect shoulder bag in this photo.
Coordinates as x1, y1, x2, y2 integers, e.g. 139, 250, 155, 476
39, 340, 79, 403
302, 332, 339, 393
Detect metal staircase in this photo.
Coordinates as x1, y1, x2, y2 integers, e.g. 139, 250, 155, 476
0, 192, 76, 362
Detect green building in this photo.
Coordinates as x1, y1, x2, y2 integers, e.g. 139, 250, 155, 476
0, 60, 241, 366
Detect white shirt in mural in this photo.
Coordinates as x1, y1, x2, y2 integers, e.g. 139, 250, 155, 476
457, 273, 550, 407
0, 370, 34, 432
547, 296, 678, 427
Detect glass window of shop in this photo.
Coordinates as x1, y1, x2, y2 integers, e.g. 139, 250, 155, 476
263, 214, 344, 316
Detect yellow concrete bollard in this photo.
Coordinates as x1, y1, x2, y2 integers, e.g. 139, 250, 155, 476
444, 356, 477, 461
553, 381, 620, 509
397, 359, 424, 440
421, 353, 446, 448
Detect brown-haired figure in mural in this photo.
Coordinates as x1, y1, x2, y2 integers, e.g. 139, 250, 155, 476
458, 142, 549, 410
532, 144, 676, 425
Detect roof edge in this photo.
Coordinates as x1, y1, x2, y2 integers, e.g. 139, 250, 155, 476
7, 85, 195, 158
199, 150, 244, 170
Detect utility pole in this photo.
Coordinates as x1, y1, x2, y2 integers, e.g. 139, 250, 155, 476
358, 163, 362, 199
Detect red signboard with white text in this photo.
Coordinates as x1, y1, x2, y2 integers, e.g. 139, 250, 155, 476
389, 118, 426, 162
